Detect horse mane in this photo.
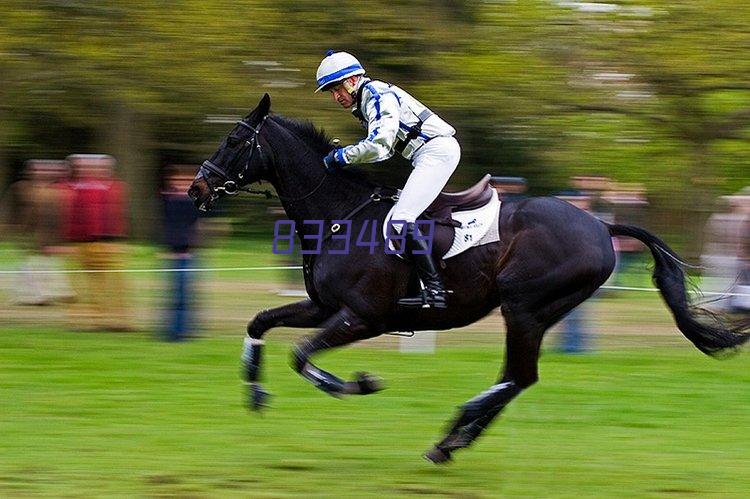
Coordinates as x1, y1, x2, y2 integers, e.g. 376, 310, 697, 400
270, 114, 378, 189
271, 114, 332, 156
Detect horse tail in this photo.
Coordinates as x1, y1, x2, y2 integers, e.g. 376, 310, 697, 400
606, 223, 749, 357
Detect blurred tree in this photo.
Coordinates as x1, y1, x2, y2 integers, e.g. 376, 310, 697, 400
0, 0, 748, 248
541, 0, 750, 251
426, 0, 750, 251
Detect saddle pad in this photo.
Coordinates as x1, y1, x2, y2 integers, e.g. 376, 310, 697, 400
383, 192, 501, 259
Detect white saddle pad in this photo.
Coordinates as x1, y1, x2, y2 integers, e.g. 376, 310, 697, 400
383, 192, 501, 259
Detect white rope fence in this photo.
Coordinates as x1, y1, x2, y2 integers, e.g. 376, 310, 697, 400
601, 285, 749, 298
1, 264, 749, 298
0, 265, 303, 274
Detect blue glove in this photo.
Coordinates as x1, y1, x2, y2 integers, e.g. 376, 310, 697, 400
323, 148, 345, 174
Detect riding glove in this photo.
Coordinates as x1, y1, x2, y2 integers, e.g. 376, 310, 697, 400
323, 149, 345, 174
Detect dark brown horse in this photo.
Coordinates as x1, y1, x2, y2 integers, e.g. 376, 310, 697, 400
188, 94, 748, 463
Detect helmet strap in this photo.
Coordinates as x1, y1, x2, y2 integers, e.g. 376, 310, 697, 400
342, 77, 357, 95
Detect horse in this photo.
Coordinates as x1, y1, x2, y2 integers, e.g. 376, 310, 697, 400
188, 94, 748, 464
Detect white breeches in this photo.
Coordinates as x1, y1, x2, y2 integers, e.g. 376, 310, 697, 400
390, 136, 460, 223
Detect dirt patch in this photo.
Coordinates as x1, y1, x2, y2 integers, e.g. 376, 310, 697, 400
650, 488, 703, 495
394, 486, 482, 498
145, 474, 182, 485
265, 462, 318, 471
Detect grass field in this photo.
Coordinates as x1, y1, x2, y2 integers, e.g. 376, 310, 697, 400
1, 241, 748, 496
2, 327, 749, 497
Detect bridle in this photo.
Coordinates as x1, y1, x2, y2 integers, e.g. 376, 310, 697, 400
198, 115, 274, 199
198, 114, 330, 204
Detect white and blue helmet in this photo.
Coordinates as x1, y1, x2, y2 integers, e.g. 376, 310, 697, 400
315, 50, 366, 93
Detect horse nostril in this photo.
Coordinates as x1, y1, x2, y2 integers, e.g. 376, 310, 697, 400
187, 185, 200, 202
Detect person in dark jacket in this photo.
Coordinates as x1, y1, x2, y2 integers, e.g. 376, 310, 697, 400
161, 165, 201, 341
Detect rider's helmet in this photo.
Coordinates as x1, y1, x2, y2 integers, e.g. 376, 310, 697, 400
315, 50, 365, 93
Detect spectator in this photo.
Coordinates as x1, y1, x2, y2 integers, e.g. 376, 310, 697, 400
12, 160, 75, 306
161, 165, 201, 341
555, 192, 596, 353
570, 175, 613, 221
62, 154, 133, 331
490, 176, 528, 202
733, 188, 750, 312
602, 183, 649, 287
701, 187, 750, 312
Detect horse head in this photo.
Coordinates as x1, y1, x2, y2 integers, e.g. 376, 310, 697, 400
188, 93, 272, 211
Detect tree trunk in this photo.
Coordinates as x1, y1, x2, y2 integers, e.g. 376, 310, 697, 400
687, 140, 717, 260
0, 105, 10, 229
99, 103, 158, 240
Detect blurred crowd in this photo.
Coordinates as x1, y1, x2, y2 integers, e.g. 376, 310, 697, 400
1, 163, 746, 348
701, 187, 750, 312
5, 155, 201, 340
490, 175, 750, 352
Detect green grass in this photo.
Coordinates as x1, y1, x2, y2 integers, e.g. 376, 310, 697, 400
1, 327, 748, 497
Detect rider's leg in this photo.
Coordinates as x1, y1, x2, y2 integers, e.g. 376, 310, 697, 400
392, 136, 460, 309
397, 222, 449, 309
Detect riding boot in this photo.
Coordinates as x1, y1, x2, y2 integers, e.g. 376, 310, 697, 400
397, 223, 448, 309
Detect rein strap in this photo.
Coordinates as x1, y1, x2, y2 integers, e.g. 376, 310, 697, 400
322, 186, 400, 242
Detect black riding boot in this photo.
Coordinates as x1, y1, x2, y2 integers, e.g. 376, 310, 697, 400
397, 223, 448, 309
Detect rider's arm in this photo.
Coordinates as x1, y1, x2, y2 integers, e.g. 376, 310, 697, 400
338, 87, 399, 165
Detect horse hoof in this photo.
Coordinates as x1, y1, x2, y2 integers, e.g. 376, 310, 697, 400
248, 383, 271, 411
423, 446, 452, 464
351, 372, 384, 395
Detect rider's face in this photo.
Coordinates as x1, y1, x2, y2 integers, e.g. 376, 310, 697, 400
329, 77, 356, 109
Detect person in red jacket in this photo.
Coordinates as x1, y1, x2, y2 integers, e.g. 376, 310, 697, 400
63, 154, 134, 331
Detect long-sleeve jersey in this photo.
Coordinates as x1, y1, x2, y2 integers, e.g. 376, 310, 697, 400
335, 78, 455, 165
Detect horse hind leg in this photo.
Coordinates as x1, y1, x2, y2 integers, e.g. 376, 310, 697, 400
424, 261, 609, 464
423, 218, 612, 463
424, 379, 524, 464
291, 308, 385, 397
425, 310, 544, 464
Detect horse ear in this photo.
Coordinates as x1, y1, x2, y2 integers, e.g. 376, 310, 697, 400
255, 93, 271, 118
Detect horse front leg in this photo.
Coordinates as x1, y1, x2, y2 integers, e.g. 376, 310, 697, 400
291, 308, 385, 397
242, 299, 333, 410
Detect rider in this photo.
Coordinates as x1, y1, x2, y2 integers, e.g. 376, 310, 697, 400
316, 50, 460, 309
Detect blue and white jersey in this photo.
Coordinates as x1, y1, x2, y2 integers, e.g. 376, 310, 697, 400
336, 78, 455, 164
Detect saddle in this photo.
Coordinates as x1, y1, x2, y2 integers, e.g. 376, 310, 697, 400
383, 174, 498, 259
390, 174, 498, 299
422, 174, 496, 257
425, 174, 494, 223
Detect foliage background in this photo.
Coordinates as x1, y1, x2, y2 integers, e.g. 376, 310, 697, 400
1, 1, 749, 252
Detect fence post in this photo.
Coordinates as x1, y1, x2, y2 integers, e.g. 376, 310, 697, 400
399, 331, 436, 353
